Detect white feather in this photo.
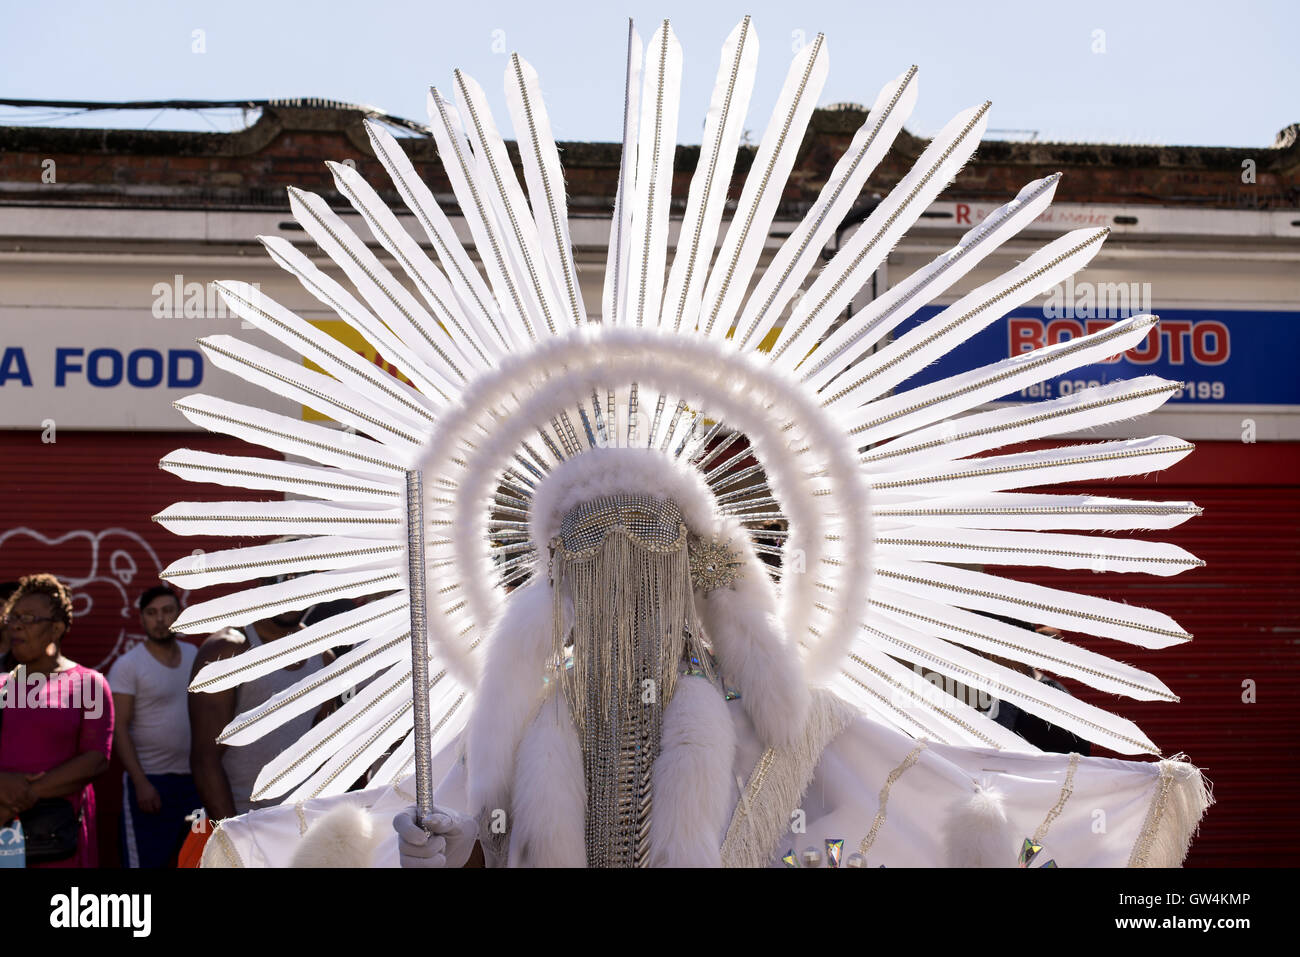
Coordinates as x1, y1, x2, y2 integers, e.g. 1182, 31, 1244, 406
861, 376, 1181, 469
453, 68, 566, 338
158, 449, 400, 506
867, 435, 1195, 499
659, 16, 758, 334
364, 119, 511, 355
506, 53, 588, 327
327, 159, 495, 369
212, 279, 439, 426
426, 86, 535, 347
190, 594, 408, 693
286, 688, 468, 804
735, 64, 919, 353
154, 499, 405, 542
161, 534, 403, 588
697, 32, 829, 340
170, 394, 406, 478
172, 565, 403, 634
872, 491, 1202, 532
286, 187, 465, 397
869, 586, 1177, 701
767, 100, 992, 370
216, 628, 409, 744
252, 238, 452, 403
838, 314, 1161, 442
833, 644, 1031, 750
625, 20, 682, 329
196, 335, 423, 451
603, 19, 642, 327
942, 786, 1019, 867
826, 227, 1111, 403
876, 558, 1192, 648
856, 615, 1159, 754
873, 525, 1202, 577
802, 173, 1062, 392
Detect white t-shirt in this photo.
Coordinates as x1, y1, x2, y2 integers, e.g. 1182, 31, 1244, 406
222, 625, 327, 814
108, 640, 198, 775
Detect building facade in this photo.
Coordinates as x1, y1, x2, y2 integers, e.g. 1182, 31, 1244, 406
2, 102, 1296, 865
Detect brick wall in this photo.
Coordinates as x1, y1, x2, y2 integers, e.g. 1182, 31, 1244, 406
2, 105, 1295, 213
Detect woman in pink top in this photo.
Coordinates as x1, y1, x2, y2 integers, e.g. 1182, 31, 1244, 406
0, 573, 113, 868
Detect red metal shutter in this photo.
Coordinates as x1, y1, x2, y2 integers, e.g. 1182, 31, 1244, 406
1, 429, 273, 670
1003, 441, 1300, 867
1, 429, 281, 868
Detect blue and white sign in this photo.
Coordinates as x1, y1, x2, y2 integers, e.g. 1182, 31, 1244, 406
0, 309, 299, 429
891, 306, 1300, 407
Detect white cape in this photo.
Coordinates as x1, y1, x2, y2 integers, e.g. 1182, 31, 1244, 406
201, 692, 1209, 869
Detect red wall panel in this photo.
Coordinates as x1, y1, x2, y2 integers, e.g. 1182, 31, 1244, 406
997, 441, 1299, 867
0, 429, 277, 668
2, 431, 1293, 868
0, 428, 283, 866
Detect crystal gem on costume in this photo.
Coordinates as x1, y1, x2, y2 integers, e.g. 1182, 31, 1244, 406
825, 838, 844, 867
1019, 837, 1062, 868
687, 534, 744, 593
1018, 837, 1044, 867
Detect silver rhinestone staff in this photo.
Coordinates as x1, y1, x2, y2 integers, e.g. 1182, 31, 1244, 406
405, 468, 434, 828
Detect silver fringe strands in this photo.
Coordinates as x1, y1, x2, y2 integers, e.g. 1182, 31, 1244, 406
549, 494, 713, 867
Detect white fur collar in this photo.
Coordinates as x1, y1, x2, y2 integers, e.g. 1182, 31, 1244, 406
465, 578, 556, 821
507, 692, 586, 867
647, 675, 736, 866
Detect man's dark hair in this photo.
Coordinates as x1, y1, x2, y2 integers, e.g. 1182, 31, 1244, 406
138, 585, 181, 612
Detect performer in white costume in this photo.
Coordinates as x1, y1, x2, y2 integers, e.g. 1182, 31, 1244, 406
154, 17, 1211, 868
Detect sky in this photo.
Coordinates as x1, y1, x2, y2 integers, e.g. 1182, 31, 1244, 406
0, 0, 1295, 147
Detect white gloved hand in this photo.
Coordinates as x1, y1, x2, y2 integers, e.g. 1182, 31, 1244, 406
393, 805, 478, 868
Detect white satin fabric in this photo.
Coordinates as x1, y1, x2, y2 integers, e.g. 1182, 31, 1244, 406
204, 697, 1198, 868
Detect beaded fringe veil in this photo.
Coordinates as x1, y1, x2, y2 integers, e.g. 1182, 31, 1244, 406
549, 494, 712, 867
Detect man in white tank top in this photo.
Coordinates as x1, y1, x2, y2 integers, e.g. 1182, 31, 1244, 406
110, 586, 201, 867
188, 598, 334, 820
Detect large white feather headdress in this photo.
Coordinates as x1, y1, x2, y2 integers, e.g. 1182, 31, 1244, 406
155, 16, 1202, 805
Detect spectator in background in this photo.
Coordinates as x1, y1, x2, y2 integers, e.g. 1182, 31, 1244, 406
300, 596, 356, 630
188, 579, 332, 822
0, 573, 113, 867
108, 585, 200, 868
974, 612, 1093, 755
